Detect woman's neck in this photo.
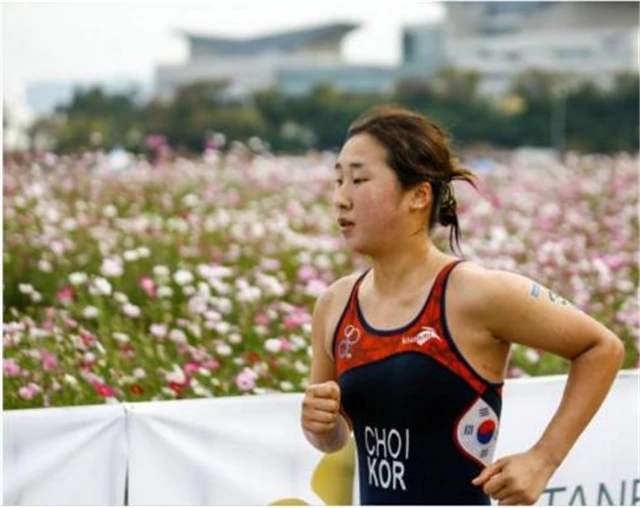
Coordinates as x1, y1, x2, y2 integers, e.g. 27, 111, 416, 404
365, 239, 454, 298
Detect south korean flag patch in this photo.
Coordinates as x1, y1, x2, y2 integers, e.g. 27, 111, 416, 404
454, 396, 500, 466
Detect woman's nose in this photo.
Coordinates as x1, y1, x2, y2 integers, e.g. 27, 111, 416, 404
333, 183, 352, 211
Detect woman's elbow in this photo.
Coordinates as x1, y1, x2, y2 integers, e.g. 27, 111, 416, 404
597, 333, 626, 369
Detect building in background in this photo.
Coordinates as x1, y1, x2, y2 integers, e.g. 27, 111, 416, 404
155, 22, 399, 100
439, 1, 639, 96
154, 2, 638, 102
399, 22, 446, 79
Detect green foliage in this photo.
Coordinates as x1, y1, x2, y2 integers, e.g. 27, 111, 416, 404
23, 71, 639, 155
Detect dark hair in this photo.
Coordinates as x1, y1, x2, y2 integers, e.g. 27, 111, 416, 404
345, 104, 478, 256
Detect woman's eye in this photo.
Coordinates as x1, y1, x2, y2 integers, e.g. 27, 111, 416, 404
354, 179, 366, 184
334, 179, 343, 186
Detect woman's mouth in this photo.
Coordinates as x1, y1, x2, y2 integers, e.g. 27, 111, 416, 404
337, 218, 355, 233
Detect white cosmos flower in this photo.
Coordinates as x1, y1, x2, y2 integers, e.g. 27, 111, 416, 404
197, 282, 211, 297
149, 323, 168, 339
524, 348, 541, 363
102, 204, 118, 218
123, 250, 139, 262
137, 246, 151, 258
133, 367, 146, 379
215, 343, 232, 356
113, 291, 128, 304
165, 364, 186, 384
122, 303, 140, 318
215, 297, 232, 314
229, 333, 242, 344
169, 329, 187, 344
101, 257, 123, 278
157, 286, 173, 298
204, 310, 221, 322
280, 381, 294, 391
314, 254, 332, 270
153, 265, 170, 278
112, 332, 130, 343
93, 277, 112, 296
174, 269, 194, 286
265, 338, 282, 353
18, 284, 34, 294
83, 306, 99, 319
294, 360, 309, 374
182, 193, 199, 207
237, 286, 261, 303
215, 322, 231, 335
69, 272, 88, 285
188, 295, 208, 315
62, 218, 77, 231
38, 259, 53, 272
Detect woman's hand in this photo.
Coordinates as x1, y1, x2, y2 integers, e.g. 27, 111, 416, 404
471, 447, 558, 505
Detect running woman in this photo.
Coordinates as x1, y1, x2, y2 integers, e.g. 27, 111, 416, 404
300, 105, 625, 505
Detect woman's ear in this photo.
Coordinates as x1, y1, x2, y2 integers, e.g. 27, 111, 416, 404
408, 182, 432, 212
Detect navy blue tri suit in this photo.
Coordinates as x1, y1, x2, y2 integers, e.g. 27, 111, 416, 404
332, 259, 504, 505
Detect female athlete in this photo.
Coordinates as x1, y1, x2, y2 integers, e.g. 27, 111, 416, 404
300, 105, 625, 505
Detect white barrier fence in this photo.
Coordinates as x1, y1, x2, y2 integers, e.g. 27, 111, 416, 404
4, 370, 639, 505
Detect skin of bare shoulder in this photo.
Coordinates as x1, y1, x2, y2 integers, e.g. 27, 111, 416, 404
447, 261, 624, 360
445, 261, 508, 346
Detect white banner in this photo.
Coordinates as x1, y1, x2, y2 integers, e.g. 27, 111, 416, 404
3, 370, 638, 505
494, 370, 639, 506
3, 403, 127, 505
125, 394, 340, 505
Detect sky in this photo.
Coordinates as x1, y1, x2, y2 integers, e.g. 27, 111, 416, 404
2, 0, 445, 116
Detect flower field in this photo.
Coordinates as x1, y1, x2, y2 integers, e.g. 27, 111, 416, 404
3, 145, 638, 409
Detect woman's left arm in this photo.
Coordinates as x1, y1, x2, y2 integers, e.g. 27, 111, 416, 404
461, 267, 626, 505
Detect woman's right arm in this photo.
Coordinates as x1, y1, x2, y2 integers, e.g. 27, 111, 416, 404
300, 286, 352, 453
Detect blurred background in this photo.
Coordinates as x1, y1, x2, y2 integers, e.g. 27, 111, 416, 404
4, 0, 638, 155
2, 1, 639, 410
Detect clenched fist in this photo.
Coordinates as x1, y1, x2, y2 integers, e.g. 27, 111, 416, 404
301, 380, 343, 435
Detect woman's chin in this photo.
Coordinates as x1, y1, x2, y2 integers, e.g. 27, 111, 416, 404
341, 237, 372, 256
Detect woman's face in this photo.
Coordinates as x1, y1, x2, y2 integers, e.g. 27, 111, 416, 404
332, 132, 420, 256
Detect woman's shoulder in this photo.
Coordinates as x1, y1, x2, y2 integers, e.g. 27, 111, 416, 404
449, 260, 536, 321
445, 259, 494, 306
323, 270, 365, 314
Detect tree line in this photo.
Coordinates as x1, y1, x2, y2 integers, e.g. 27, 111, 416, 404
23, 67, 639, 155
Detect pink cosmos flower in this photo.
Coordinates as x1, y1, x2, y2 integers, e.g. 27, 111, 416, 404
18, 383, 41, 400
603, 254, 626, 271
149, 323, 167, 339
79, 329, 96, 347
279, 339, 292, 352
145, 134, 167, 151
203, 358, 220, 371
235, 367, 258, 391
56, 285, 75, 305
297, 265, 317, 283
64, 317, 78, 328
283, 308, 311, 330
93, 383, 116, 398
138, 275, 157, 298
254, 313, 270, 326
41, 350, 58, 371
4, 358, 20, 377
183, 362, 200, 376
